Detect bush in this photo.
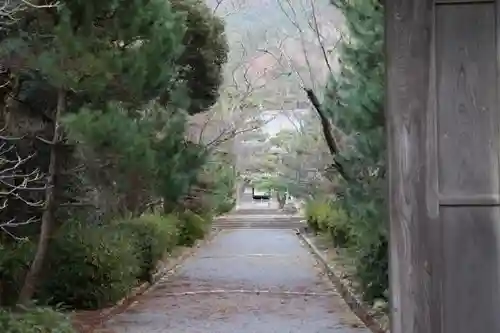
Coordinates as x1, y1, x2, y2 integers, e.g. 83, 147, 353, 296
304, 200, 319, 232
304, 199, 331, 233
0, 307, 75, 333
306, 197, 387, 301
0, 241, 35, 306
176, 210, 209, 246
116, 214, 179, 282
324, 203, 351, 247
354, 237, 389, 302
38, 222, 140, 310
215, 198, 235, 215
305, 199, 351, 247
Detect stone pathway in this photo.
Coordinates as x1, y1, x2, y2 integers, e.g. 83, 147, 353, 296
95, 229, 369, 333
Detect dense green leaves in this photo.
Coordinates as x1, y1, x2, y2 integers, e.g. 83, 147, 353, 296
176, 210, 210, 246
169, 0, 229, 114
0, 307, 75, 333
39, 222, 141, 309
0, 0, 230, 314
4, 0, 186, 103
113, 214, 179, 282
322, 0, 387, 302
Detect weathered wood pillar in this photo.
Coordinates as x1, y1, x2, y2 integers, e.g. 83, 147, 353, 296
386, 1, 500, 333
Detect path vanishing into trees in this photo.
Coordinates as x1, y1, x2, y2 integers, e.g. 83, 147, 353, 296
94, 203, 369, 333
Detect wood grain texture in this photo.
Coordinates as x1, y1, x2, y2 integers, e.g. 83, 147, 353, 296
441, 207, 500, 333
387, 0, 500, 333
435, 2, 500, 333
436, 4, 499, 200
425, 6, 443, 333
385, 1, 434, 333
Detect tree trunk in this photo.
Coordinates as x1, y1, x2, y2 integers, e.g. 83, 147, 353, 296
17, 89, 65, 306
276, 192, 286, 209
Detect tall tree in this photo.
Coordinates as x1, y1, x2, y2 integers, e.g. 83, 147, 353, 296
7, 0, 187, 304
323, 0, 387, 301
169, 0, 228, 115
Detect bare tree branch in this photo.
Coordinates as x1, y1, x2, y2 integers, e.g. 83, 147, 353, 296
205, 114, 277, 148
0, 130, 47, 239
212, 0, 224, 14
0, 0, 59, 29
266, 0, 348, 180
192, 39, 293, 148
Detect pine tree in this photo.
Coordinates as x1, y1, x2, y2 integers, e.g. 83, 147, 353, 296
168, 0, 229, 115
323, 0, 387, 302
0, 0, 229, 307
9, 0, 187, 305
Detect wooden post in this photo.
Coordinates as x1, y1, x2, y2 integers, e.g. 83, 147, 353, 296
386, 0, 500, 332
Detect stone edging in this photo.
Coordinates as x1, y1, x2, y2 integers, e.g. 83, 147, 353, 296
295, 229, 388, 333
72, 228, 220, 332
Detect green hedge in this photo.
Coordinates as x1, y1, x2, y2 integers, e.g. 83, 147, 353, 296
305, 199, 351, 247
305, 198, 388, 302
215, 199, 235, 215
304, 199, 324, 233
325, 203, 351, 248
176, 210, 210, 246
1, 211, 212, 310
115, 214, 179, 282
0, 307, 75, 333
39, 222, 140, 310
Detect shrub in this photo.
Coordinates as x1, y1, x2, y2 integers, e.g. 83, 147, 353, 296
304, 199, 331, 233
354, 237, 389, 302
324, 203, 351, 247
305, 199, 351, 247
0, 241, 35, 306
176, 210, 208, 246
304, 200, 319, 232
307, 196, 387, 301
0, 307, 75, 333
215, 198, 235, 215
38, 222, 140, 310
116, 214, 179, 282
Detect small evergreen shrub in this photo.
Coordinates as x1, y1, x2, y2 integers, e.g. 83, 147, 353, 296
117, 214, 179, 281
176, 210, 208, 246
39, 222, 140, 310
0, 307, 75, 333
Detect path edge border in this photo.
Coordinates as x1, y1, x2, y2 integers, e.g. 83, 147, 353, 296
72, 228, 220, 332
295, 228, 388, 333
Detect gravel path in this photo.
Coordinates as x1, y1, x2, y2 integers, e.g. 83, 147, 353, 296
97, 229, 370, 333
